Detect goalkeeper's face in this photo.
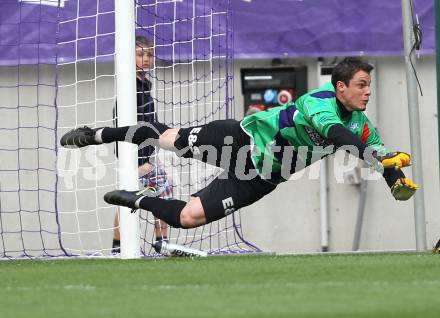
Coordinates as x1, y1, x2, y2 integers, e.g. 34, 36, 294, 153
136, 45, 154, 72
337, 70, 371, 112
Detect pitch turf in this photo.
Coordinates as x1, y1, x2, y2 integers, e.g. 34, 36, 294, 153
0, 252, 439, 318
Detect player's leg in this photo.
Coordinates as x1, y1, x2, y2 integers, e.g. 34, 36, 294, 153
60, 120, 247, 170
111, 208, 168, 251
111, 211, 121, 254
191, 172, 277, 225
171, 119, 249, 169
103, 173, 277, 229
60, 121, 171, 148
103, 189, 205, 228
155, 219, 168, 241
111, 161, 172, 251
99, 119, 245, 158
141, 163, 173, 241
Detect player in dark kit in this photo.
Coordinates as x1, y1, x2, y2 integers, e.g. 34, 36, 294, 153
61, 58, 419, 230
111, 36, 171, 252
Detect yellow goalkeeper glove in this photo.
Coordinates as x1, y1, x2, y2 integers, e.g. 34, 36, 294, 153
433, 239, 440, 254
378, 152, 411, 169
391, 178, 419, 201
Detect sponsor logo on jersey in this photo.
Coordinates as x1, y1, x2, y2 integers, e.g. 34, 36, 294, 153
303, 126, 333, 147
222, 197, 235, 215
188, 127, 202, 155
348, 122, 359, 130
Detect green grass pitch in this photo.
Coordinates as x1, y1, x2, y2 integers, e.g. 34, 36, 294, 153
0, 252, 439, 317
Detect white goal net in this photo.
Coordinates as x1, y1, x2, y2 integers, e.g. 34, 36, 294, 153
0, 0, 260, 258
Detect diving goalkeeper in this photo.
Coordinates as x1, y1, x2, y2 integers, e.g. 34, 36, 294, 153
60, 57, 419, 229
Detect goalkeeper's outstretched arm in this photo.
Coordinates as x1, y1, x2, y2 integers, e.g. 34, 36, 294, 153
327, 124, 419, 200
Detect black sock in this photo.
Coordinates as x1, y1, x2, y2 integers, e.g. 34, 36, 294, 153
138, 197, 186, 228
155, 236, 168, 242
101, 122, 170, 145
112, 239, 120, 253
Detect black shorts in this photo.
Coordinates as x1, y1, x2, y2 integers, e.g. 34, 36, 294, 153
174, 119, 277, 222
193, 170, 276, 223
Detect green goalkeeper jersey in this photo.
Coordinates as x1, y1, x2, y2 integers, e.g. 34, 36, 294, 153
240, 82, 389, 180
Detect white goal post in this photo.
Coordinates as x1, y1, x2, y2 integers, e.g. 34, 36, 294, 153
115, 0, 140, 259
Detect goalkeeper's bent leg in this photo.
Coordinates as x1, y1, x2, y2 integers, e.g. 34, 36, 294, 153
138, 196, 207, 229
104, 190, 207, 228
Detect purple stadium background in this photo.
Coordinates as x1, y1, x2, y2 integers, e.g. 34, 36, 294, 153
0, 0, 435, 66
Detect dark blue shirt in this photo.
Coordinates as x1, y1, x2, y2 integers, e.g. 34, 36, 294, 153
136, 77, 155, 165
136, 77, 155, 123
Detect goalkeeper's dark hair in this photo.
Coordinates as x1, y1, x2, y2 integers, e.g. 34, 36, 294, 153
331, 57, 374, 88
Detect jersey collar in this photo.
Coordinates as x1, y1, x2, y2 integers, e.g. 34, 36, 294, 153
336, 98, 352, 119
